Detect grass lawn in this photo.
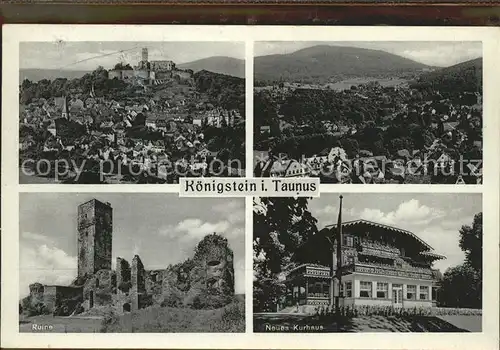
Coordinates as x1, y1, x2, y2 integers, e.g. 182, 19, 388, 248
254, 313, 476, 333
19, 315, 103, 333
20, 299, 244, 333
103, 299, 245, 333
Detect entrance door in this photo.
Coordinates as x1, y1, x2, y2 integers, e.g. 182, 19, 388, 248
392, 285, 403, 307
89, 291, 94, 308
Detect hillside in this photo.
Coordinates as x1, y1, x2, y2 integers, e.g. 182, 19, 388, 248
179, 56, 245, 78
411, 57, 482, 93
20, 69, 89, 82
254, 45, 430, 83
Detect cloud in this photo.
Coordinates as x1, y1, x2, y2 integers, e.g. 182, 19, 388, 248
212, 200, 245, 224
398, 44, 482, 67
20, 243, 77, 298
158, 218, 235, 241
21, 231, 53, 244
358, 199, 445, 227
417, 226, 465, 273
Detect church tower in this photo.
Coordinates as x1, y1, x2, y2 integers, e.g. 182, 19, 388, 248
142, 48, 148, 63
77, 199, 113, 277
61, 96, 68, 119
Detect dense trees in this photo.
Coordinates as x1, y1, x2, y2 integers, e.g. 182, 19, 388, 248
193, 70, 245, 116
411, 58, 482, 96
439, 212, 482, 309
20, 66, 130, 104
253, 197, 318, 312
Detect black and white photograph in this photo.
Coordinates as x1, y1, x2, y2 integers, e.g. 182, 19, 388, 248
253, 193, 482, 332
19, 193, 245, 332
19, 42, 245, 184
253, 42, 483, 184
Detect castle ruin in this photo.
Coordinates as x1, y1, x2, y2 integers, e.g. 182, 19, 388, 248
23, 199, 235, 316
108, 47, 193, 84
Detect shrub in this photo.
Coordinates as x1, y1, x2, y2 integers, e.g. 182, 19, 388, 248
191, 294, 233, 310
26, 302, 50, 316
161, 293, 183, 308
331, 305, 482, 317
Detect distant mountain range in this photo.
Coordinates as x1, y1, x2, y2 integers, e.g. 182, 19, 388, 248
178, 56, 244, 79
254, 45, 432, 83
20, 56, 245, 82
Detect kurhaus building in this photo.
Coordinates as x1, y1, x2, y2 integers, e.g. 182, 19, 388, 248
285, 219, 445, 309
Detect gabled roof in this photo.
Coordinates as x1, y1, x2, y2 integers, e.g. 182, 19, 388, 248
325, 219, 434, 251
420, 251, 446, 260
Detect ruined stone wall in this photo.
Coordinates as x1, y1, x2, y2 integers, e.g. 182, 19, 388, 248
155, 71, 173, 80
77, 199, 112, 277
173, 70, 193, 81
93, 200, 113, 273
43, 286, 58, 312
134, 70, 149, 80
82, 269, 116, 311
131, 255, 146, 311
160, 233, 235, 309
116, 257, 131, 289
78, 200, 96, 277
146, 270, 164, 305
29, 283, 45, 306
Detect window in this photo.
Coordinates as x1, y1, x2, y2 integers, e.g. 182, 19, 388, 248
360, 281, 372, 298
419, 286, 429, 300
377, 282, 389, 299
343, 236, 354, 247
345, 281, 352, 298
400, 248, 406, 257
406, 285, 416, 300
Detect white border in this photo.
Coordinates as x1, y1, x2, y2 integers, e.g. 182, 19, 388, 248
2, 25, 499, 349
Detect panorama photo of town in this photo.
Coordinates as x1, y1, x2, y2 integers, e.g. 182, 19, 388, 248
253, 42, 483, 184
19, 42, 245, 184
253, 193, 482, 332
19, 193, 245, 332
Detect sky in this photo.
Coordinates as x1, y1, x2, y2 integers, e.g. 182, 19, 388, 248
306, 193, 482, 273
255, 41, 482, 67
19, 193, 245, 298
19, 41, 245, 71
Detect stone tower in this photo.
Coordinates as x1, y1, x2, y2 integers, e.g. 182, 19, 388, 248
142, 48, 148, 63
77, 199, 113, 277
61, 96, 68, 119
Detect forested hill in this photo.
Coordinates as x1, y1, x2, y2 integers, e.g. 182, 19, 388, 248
410, 57, 482, 93
254, 45, 430, 84
193, 70, 245, 114
178, 57, 244, 79
20, 69, 90, 82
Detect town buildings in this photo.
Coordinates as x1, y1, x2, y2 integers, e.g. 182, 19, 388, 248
285, 219, 445, 310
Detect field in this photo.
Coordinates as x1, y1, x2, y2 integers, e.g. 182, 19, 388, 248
19, 298, 245, 333
254, 313, 481, 333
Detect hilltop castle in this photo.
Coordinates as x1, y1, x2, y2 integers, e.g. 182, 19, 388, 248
108, 48, 193, 84
24, 199, 235, 316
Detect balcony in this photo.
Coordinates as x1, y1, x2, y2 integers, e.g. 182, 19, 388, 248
287, 264, 331, 280
357, 240, 400, 259
345, 262, 434, 280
